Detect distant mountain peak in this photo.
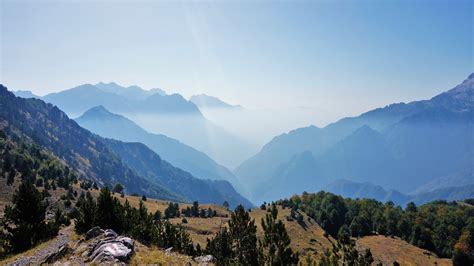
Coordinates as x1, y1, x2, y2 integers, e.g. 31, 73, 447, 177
79, 105, 118, 119
467, 73, 474, 80
13, 90, 40, 99
190, 94, 242, 109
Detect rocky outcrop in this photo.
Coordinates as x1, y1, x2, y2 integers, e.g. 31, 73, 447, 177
81, 227, 134, 263
194, 254, 217, 264
85, 226, 104, 240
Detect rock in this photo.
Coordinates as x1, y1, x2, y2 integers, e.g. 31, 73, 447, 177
43, 244, 70, 263
117, 236, 134, 249
194, 255, 217, 264
90, 242, 132, 262
86, 226, 104, 240
104, 229, 118, 238
85, 228, 135, 263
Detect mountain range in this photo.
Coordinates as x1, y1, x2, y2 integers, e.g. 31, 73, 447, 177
324, 179, 474, 206
75, 105, 244, 192
25, 82, 257, 168
1, 85, 252, 208
236, 73, 474, 203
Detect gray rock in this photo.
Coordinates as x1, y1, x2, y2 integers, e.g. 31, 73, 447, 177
86, 228, 135, 263
89, 242, 133, 262
85, 226, 104, 240
104, 229, 118, 238
43, 244, 69, 263
194, 255, 217, 263
117, 236, 134, 249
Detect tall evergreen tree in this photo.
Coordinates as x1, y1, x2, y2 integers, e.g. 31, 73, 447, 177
2, 181, 57, 252
228, 205, 259, 265
260, 205, 299, 265
206, 227, 233, 264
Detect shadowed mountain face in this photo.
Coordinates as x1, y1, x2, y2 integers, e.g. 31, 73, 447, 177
1, 84, 178, 201
75, 106, 245, 193
236, 74, 474, 203
40, 82, 256, 168
0, 85, 252, 207
104, 139, 253, 208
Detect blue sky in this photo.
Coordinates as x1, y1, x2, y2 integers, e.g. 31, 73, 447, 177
1, 0, 472, 121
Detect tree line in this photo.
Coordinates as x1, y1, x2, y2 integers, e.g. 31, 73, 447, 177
161, 201, 220, 219
277, 191, 474, 265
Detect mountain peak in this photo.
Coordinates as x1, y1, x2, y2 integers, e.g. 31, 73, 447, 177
468, 73, 474, 80
80, 105, 114, 118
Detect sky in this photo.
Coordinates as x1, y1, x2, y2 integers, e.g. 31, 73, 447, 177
1, 0, 473, 126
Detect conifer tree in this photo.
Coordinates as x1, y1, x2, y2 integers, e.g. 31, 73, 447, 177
2, 181, 56, 252
260, 205, 299, 265
228, 205, 259, 265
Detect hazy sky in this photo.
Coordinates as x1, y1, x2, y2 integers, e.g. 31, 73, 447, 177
1, 0, 472, 121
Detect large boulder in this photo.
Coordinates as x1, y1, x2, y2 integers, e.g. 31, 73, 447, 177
86, 228, 135, 263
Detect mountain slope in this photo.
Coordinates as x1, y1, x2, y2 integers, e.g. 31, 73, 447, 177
190, 94, 242, 109
0, 84, 178, 201
237, 73, 474, 203
75, 106, 243, 190
42, 82, 256, 168
104, 139, 253, 208
1, 85, 252, 206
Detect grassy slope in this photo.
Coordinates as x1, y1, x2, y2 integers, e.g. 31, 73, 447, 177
0, 185, 455, 265
356, 235, 452, 266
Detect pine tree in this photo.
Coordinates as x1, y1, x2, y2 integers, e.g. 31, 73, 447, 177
228, 205, 259, 265
75, 190, 97, 233
2, 181, 56, 252
260, 205, 299, 265
206, 227, 233, 264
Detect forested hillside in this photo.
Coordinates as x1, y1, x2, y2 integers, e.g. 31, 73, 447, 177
0, 85, 251, 206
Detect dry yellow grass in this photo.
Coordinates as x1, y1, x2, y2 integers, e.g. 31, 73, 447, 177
0, 183, 456, 265
0, 237, 57, 264
113, 193, 229, 216
130, 242, 202, 265
115, 198, 336, 261
171, 216, 230, 247
250, 206, 335, 261
356, 235, 452, 266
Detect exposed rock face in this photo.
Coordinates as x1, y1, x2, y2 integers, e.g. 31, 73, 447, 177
83, 227, 134, 263
194, 254, 217, 264
85, 226, 104, 240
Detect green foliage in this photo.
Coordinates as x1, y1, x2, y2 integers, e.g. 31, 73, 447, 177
205, 205, 259, 265
278, 191, 474, 262
228, 205, 259, 265
319, 234, 373, 266
181, 201, 217, 218
260, 205, 299, 265
0, 131, 78, 190
164, 202, 180, 219
206, 227, 233, 264
0, 181, 59, 255
112, 183, 124, 194
223, 201, 229, 209
74, 189, 196, 256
